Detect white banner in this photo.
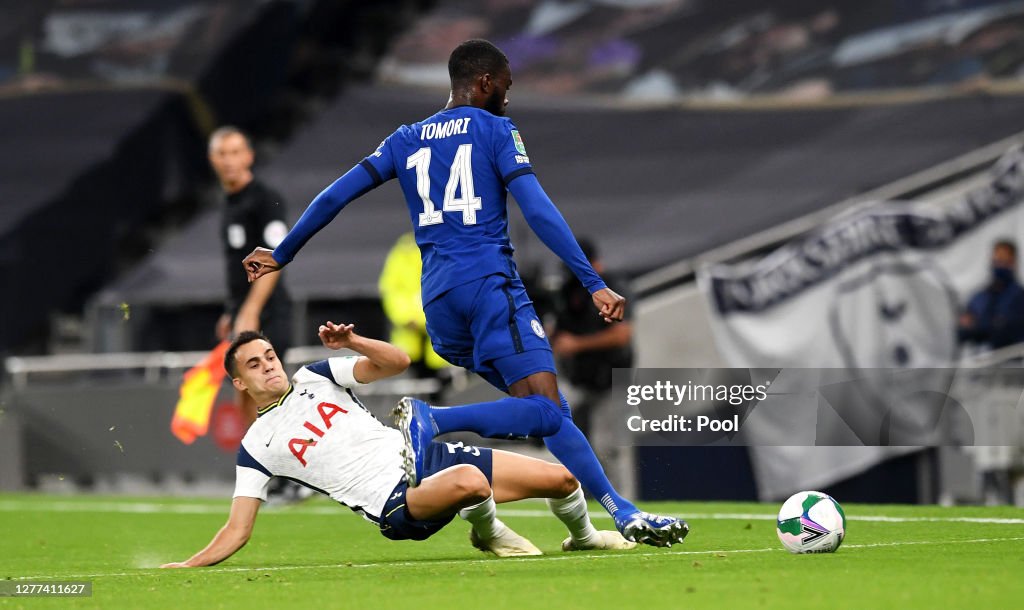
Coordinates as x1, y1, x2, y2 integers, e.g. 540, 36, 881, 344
697, 146, 1024, 500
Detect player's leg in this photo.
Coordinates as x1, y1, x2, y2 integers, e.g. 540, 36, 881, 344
399, 273, 653, 538
394, 389, 561, 489
406, 393, 562, 439
505, 372, 626, 512
398, 274, 683, 545
394, 277, 564, 481
404, 464, 491, 520
377, 468, 479, 543
489, 449, 635, 551
504, 371, 634, 514
466, 276, 682, 544
422, 275, 563, 438
507, 369, 689, 547
488, 447, 576, 502
403, 443, 539, 556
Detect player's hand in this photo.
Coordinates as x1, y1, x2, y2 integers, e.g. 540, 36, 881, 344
160, 562, 191, 568
243, 247, 282, 282
592, 287, 625, 323
319, 321, 356, 350
215, 313, 232, 341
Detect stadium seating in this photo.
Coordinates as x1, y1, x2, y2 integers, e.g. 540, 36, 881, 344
0, 0, 305, 352
382, 0, 1024, 99
95, 86, 1024, 351
8, 0, 1024, 506
0, 0, 429, 353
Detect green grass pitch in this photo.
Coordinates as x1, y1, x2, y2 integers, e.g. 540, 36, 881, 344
2, 494, 1023, 609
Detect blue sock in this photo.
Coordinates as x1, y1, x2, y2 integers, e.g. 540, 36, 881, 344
543, 393, 638, 517
429, 395, 562, 439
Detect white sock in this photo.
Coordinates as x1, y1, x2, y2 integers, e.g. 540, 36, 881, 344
546, 485, 599, 544
459, 494, 502, 540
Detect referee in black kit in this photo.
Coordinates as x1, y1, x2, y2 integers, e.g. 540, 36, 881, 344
208, 126, 293, 426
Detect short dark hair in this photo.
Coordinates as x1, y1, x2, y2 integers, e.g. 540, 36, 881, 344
994, 239, 1018, 259
224, 330, 271, 377
448, 39, 509, 87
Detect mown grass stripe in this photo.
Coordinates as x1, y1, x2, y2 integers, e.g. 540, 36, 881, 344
8, 536, 1024, 582
3, 500, 1023, 525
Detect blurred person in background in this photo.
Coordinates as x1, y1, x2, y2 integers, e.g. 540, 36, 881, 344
379, 231, 451, 399
209, 126, 293, 425
958, 239, 1024, 351
550, 238, 633, 439
550, 238, 634, 496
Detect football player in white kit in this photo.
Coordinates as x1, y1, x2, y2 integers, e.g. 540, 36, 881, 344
162, 322, 633, 568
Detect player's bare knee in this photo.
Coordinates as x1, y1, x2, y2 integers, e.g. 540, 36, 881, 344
510, 372, 560, 404
553, 467, 579, 498
452, 466, 491, 505
560, 470, 579, 498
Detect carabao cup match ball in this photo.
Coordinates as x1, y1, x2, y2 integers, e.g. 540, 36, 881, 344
776, 491, 846, 554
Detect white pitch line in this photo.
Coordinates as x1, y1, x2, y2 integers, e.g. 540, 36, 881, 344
501, 509, 1024, 524
7, 536, 1024, 582
4, 500, 1023, 525
839, 515, 1024, 525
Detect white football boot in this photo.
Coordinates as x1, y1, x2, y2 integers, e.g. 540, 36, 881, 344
561, 530, 638, 551
469, 522, 543, 557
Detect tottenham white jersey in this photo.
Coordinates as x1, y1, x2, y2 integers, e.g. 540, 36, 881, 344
233, 357, 406, 522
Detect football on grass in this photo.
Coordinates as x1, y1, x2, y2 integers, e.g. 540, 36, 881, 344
776, 491, 846, 554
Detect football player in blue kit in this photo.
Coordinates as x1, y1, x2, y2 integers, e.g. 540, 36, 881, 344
243, 40, 687, 547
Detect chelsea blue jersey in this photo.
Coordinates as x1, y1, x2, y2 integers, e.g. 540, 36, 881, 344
358, 106, 534, 305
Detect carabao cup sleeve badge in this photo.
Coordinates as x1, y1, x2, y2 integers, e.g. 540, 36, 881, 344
512, 130, 527, 155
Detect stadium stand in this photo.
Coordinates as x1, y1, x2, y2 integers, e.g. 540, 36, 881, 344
0, 1, 298, 353
381, 0, 1024, 100
6, 0, 1024, 506
0, 0, 431, 354
94, 86, 1024, 352
87, 1, 1024, 353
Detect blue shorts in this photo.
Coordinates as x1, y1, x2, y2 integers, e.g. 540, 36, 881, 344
425, 273, 555, 392
379, 441, 493, 541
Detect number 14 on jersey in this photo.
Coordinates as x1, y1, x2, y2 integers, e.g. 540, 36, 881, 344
406, 144, 482, 226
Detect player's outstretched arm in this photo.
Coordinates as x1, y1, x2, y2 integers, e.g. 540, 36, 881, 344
234, 272, 282, 333
243, 164, 381, 283
318, 321, 411, 383
508, 174, 625, 322
508, 175, 599, 289
161, 496, 261, 568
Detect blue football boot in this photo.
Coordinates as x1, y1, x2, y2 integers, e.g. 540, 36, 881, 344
393, 397, 437, 487
614, 511, 690, 548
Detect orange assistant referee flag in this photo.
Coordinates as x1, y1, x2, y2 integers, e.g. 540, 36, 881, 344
171, 340, 231, 444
